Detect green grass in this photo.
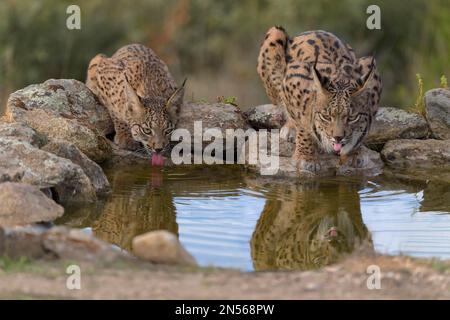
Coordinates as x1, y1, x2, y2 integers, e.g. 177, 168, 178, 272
409, 73, 426, 116
191, 96, 238, 106
0, 256, 67, 277
222, 96, 238, 106
409, 73, 448, 116
0, 256, 34, 273
440, 75, 448, 88
431, 259, 450, 272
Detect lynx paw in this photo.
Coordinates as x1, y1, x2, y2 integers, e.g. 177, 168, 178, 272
294, 157, 322, 175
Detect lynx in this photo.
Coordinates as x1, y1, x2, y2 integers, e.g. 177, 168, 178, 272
257, 27, 382, 172
86, 44, 185, 164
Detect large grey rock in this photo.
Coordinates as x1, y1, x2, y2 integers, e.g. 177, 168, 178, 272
42, 141, 110, 196
244, 104, 286, 129
0, 226, 126, 262
178, 102, 248, 132
245, 135, 383, 178
0, 182, 64, 226
366, 107, 430, 148
106, 141, 151, 166
132, 230, 197, 266
425, 88, 450, 140
0, 138, 96, 202
381, 139, 450, 169
5, 79, 113, 162
176, 102, 249, 157
0, 122, 46, 148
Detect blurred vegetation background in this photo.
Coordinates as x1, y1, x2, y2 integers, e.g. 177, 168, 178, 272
0, 0, 449, 114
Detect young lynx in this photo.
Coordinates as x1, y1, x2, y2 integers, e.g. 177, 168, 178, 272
257, 27, 382, 172
86, 44, 185, 165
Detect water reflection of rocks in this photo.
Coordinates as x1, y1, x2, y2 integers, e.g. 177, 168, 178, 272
58, 165, 245, 251
93, 170, 178, 250
249, 178, 372, 271
58, 167, 177, 250
58, 165, 450, 270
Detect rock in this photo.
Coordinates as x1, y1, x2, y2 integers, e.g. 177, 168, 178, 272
0, 138, 96, 202
42, 141, 110, 196
0, 122, 46, 147
240, 133, 296, 161
41, 227, 122, 262
5, 79, 113, 135
425, 88, 450, 140
176, 102, 250, 156
0, 226, 126, 262
255, 149, 382, 178
7, 108, 111, 163
5, 79, 113, 162
381, 167, 450, 186
106, 141, 151, 166
337, 147, 384, 176
0, 182, 64, 226
244, 104, 286, 129
178, 102, 248, 132
365, 107, 430, 149
132, 230, 197, 266
381, 139, 450, 169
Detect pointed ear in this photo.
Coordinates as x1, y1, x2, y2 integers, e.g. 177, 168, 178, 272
352, 56, 376, 96
125, 81, 145, 120
166, 78, 187, 110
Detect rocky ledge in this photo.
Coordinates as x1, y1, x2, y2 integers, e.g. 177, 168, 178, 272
245, 87, 449, 177
0, 79, 449, 267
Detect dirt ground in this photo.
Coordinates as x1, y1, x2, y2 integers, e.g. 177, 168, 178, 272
0, 249, 449, 300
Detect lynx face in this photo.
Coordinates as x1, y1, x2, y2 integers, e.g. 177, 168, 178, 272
129, 103, 174, 154
311, 67, 375, 156
308, 212, 357, 267
125, 83, 181, 155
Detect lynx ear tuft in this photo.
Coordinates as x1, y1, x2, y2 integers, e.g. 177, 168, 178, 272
166, 78, 187, 109
352, 56, 376, 96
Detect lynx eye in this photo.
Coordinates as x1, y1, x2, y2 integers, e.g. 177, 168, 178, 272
140, 127, 153, 135
318, 113, 331, 122
164, 127, 174, 136
348, 114, 361, 124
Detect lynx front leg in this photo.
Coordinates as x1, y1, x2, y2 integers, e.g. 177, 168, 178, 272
280, 117, 296, 143
339, 147, 366, 168
293, 127, 321, 174
113, 119, 141, 151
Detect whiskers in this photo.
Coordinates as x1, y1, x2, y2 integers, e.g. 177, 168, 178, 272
160, 144, 171, 155
131, 144, 172, 158
132, 146, 151, 158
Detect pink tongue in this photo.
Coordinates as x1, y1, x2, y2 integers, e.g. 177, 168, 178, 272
151, 154, 166, 166
333, 143, 342, 152
329, 228, 338, 237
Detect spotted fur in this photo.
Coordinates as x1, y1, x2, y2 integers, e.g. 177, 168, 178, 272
257, 27, 382, 170
86, 44, 185, 155
250, 181, 370, 270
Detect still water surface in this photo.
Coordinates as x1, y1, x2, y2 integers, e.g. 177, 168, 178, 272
59, 165, 450, 271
